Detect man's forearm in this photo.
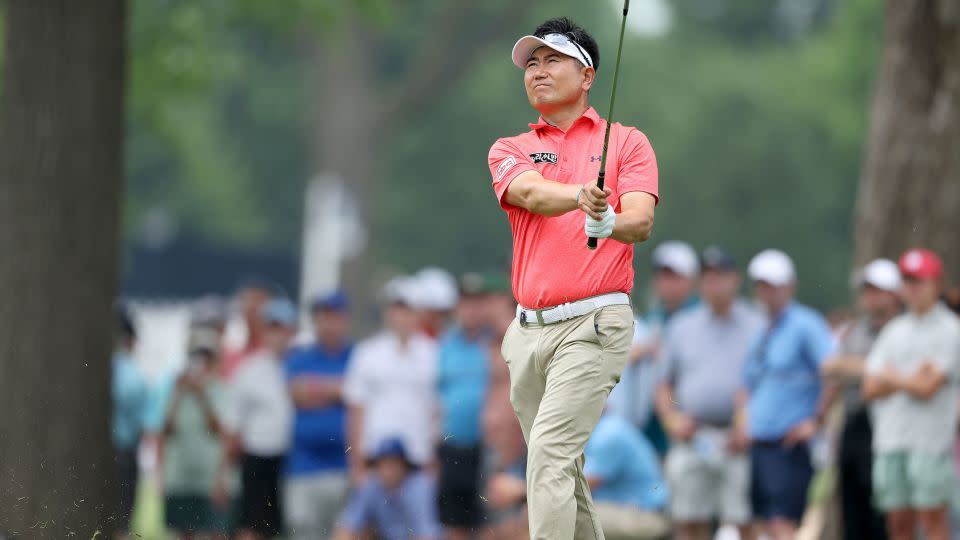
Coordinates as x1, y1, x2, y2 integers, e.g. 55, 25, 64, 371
505, 171, 581, 216
862, 375, 899, 401
610, 208, 653, 244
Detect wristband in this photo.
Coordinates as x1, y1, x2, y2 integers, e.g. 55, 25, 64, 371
575, 185, 585, 206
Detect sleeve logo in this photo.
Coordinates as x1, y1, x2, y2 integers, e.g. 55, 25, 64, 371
530, 152, 558, 164
496, 155, 518, 181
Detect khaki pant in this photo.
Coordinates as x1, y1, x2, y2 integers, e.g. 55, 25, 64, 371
502, 304, 634, 540
595, 502, 671, 540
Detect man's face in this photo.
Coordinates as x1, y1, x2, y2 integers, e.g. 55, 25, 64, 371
386, 303, 419, 337
486, 292, 517, 335
264, 323, 295, 352
456, 295, 488, 332
858, 284, 900, 317
653, 269, 694, 309
754, 281, 794, 314
524, 47, 594, 112
313, 309, 349, 344
375, 456, 408, 490
901, 276, 940, 311
700, 269, 740, 309
238, 287, 270, 321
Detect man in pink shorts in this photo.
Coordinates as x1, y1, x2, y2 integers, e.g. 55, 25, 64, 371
487, 16, 659, 540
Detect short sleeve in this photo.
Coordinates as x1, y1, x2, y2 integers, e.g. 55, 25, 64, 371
805, 314, 836, 368
488, 138, 536, 210
615, 128, 659, 206
342, 345, 371, 407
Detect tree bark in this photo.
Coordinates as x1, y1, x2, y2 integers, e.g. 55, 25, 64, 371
853, 0, 960, 278
0, 1, 127, 537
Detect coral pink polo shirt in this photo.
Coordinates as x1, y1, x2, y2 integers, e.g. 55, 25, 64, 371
488, 106, 658, 309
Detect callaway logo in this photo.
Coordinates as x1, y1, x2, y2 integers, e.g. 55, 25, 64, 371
529, 152, 558, 164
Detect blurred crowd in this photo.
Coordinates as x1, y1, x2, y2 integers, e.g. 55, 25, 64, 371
111, 244, 960, 540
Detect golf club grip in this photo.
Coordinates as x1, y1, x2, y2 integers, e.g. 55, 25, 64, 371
586, 171, 605, 250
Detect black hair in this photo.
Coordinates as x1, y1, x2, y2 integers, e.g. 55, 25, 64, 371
533, 17, 600, 71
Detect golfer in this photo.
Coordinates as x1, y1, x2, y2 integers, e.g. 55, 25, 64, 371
487, 16, 658, 540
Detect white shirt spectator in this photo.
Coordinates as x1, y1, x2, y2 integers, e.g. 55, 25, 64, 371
867, 303, 960, 454
344, 331, 438, 465
223, 350, 294, 456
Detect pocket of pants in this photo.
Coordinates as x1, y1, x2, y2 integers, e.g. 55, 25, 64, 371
592, 305, 634, 348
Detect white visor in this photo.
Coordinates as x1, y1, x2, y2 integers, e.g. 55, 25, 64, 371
512, 33, 594, 69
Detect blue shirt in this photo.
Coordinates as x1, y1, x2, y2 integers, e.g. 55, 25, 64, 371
285, 342, 351, 476
584, 414, 668, 510
112, 352, 151, 451
437, 327, 489, 445
145, 371, 177, 434
338, 472, 442, 540
743, 302, 835, 440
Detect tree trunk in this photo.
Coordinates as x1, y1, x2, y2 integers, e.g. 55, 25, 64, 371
853, 0, 960, 278
0, 1, 127, 537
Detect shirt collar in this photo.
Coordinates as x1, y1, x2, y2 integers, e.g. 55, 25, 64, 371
529, 106, 602, 131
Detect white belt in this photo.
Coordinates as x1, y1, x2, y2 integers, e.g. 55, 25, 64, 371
516, 292, 630, 326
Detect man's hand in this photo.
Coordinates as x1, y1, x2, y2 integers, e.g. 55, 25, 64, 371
666, 411, 697, 442
487, 474, 527, 509
726, 426, 750, 454
782, 418, 817, 448
211, 473, 230, 510
584, 206, 616, 239
578, 180, 611, 220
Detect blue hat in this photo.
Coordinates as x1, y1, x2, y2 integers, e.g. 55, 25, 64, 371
366, 437, 415, 467
701, 245, 737, 271
310, 290, 349, 313
260, 298, 298, 327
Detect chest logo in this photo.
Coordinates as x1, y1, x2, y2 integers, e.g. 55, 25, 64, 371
529, 152, 558, 164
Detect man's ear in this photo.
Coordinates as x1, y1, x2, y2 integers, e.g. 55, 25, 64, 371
582, 66, 596, 91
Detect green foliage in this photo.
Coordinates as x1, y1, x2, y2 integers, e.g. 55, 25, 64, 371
123, 0, 884, 308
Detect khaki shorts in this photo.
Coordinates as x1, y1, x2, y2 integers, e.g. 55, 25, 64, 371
665, 428, 751, 524
872, 451, 955, 511
503, 304, 634, 540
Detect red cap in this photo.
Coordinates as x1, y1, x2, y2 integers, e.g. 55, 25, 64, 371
898, 248, 943, 280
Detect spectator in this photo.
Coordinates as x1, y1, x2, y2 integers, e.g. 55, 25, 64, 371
112, 305, 150, 540
655, 246, 764, 540
609, 240, 699, 456
221, 279, 273, 379
583, 410, 671, 540
482, 284, 529, 540
218, 298, 297, 540
821, 258, 902, 540
414, 267, 460, 339
741, 249, 835, 540
863, 249, 960, 540
161, 327, 232, 540
283, 291, 353, 540
436, 274, 491, 539
333, 438, 443, 540
344, 277, 439, 478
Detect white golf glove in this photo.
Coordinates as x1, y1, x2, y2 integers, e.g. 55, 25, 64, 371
584, 206, 616, 239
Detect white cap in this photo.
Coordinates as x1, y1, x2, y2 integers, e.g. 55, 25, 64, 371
652, 241, 700, 278
382, 276, 418, 306
748, 249, 796, 286
411, 267, 459, 312
856, 258, 902, 292
511, 33, 594, 69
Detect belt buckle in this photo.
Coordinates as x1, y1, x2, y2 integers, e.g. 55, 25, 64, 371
519, 311, 528, 328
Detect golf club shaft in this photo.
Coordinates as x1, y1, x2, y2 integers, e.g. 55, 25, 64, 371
587, 0, 629, 250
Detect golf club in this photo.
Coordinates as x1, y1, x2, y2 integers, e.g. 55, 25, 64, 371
587, 0, 630, 250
